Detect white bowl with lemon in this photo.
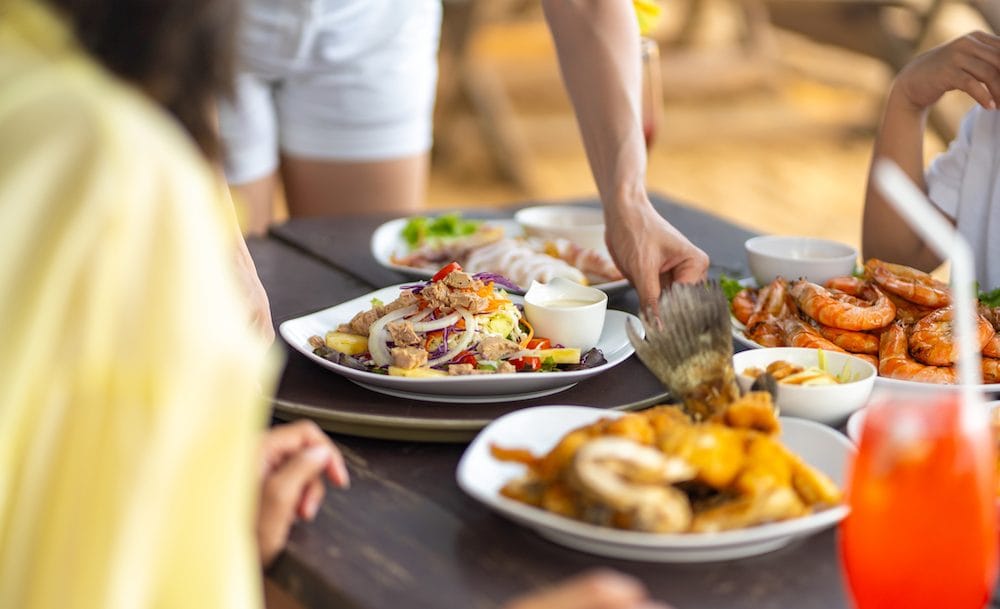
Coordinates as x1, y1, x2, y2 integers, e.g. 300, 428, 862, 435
733, 347, 876, 426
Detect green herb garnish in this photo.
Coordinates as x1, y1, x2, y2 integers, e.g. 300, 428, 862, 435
541, 356, 558, 372
400, 213, 481, 248
370, 297, 385, 308
980, 286, 1000, 307
719, 274, 744, 303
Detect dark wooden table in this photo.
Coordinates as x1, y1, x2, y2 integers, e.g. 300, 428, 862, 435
249, 195, 854, 609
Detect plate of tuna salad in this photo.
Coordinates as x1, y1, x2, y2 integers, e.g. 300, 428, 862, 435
279, 264, 638, 402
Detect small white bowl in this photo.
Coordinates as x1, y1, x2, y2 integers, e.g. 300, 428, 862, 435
515, 205, 606, 253
733, 347, 876, 426
745, 235, 857, 286
523, 277, 608, 350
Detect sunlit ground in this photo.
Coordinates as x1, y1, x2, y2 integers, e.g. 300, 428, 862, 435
428, 4, 985, 256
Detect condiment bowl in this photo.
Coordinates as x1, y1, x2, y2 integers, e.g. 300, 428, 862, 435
515, 205, 606, 253
523, 277, 608, 350
733, 347, 876, 426
745, 235, 857, 286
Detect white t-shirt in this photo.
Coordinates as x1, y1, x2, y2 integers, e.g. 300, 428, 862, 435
926, 105, 1000, 290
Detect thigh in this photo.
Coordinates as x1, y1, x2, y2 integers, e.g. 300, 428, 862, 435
280, 153, 428, 217
276, 0, 441, 162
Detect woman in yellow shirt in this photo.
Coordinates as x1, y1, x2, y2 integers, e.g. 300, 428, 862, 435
0, 1, 667, 607
0, 0, 348, 606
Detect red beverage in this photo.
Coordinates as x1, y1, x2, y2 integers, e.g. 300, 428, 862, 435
840, 394, 997, 609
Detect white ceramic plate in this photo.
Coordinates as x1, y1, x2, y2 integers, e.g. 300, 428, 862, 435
370, 217, 630, 294
279, 286, 638, 403
457, 405, 852, 562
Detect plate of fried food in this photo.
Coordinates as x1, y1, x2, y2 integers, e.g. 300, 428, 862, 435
727, 259, 1000, 390
457, 402, 851, 562
370, 213, 629, 293
456, 281, 851, 562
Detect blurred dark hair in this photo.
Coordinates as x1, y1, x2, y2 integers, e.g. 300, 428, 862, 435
47, 0, 238, 160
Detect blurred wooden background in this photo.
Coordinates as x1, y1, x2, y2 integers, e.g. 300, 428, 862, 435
429, 0, 996, 252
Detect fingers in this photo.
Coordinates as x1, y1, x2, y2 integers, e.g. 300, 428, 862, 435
260, 420, 350, 488
954, 53, 1000, 108
257, 443, 336, 566
504, 569, 668, 609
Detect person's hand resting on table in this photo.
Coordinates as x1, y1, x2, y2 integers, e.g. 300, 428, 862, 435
504, 569, 673, 609
256, 419, 351, 567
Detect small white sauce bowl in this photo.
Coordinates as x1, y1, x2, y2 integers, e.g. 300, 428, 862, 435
515, 205, 606, 253
745, 235, 857, 286
523, 277, 608, 350
733, 347, 876, 426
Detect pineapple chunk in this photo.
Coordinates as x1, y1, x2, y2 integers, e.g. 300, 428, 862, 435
324, 331, 368, 356
388, 366, 448, 378
533, 348, 581, 364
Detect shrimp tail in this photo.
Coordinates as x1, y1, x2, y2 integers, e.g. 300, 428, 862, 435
627, 281, 741, 420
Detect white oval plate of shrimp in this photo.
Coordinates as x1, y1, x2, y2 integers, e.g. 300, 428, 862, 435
457, 405, 852, 562
371, 217, 630, 294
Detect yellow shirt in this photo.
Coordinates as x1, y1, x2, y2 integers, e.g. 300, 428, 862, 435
0, 2, 274, 607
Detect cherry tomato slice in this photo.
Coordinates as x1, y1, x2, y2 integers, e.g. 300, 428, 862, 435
432, 262, 463, 282
453, 350, 477, 366
526, 338, 551, 350
509, 356, 541, 372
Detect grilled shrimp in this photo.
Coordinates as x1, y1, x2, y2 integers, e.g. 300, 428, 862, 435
824, 275, 869, 296
744, 278, 795, 347
885, 291, 936, 324
779, 317, 847, 352
983, 357, 1000, 384
790, 279, 896, 331
732, 288, 757, 326
816, 325, 880, 354
865, 259, 951, 308
907, 306, 995, 366
878, 321, 957, 384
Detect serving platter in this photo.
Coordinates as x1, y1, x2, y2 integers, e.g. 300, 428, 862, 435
370, 217, 630, 294
279, 285, 638, 403
457, 405, 853, 562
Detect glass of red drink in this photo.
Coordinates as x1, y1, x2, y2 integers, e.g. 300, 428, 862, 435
840, 391, 998, 608
640, 37, 662, 151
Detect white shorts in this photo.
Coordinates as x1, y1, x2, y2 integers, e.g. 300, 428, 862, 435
218, 0, 442, 184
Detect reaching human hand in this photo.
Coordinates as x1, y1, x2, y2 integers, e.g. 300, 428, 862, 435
605, 200, 709, 312
502, 569, 673, 609
895, 32, 1000, 111
257, 419, 350, 567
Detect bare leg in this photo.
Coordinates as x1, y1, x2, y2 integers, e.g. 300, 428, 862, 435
280, 153, 428, 216
231, 172, 279, 237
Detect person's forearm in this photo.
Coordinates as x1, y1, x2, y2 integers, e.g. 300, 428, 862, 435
862, 84, 940, 269
541, 0, 647, 213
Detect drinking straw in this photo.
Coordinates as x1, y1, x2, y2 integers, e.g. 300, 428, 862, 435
874, 159, 982, 401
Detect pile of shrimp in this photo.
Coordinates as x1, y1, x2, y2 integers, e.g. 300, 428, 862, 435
732, 259, 1000, 384
491, 393, 841, 534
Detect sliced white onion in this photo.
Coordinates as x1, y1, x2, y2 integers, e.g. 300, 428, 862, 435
427, 307, 477, 367
412, 311, 461, 332
504, 349, 543, 361
367, 304, 419, 366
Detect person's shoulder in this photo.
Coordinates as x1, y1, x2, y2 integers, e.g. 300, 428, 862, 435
0, 48, 207, 186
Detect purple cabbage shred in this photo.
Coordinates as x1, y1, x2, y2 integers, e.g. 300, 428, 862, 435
473, 272, 521, 292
